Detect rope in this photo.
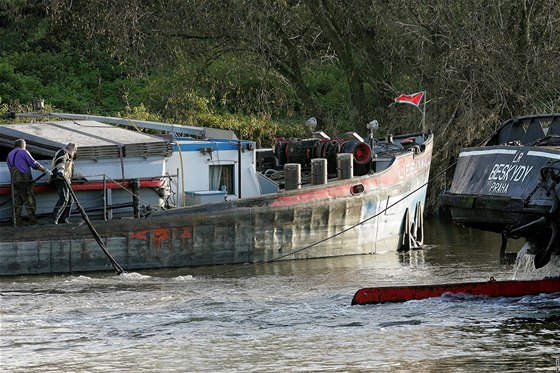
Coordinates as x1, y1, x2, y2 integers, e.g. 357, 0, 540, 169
213, 157, 460, 277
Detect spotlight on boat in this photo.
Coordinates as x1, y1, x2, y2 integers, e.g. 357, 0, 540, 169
367, 119, 379, 132
306, 117, 317, 134
368, 119, 379, 143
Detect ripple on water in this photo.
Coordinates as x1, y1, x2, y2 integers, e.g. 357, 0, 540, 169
1, 220, 559, 372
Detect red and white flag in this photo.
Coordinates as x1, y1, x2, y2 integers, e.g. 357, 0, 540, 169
393, 91, 425, 107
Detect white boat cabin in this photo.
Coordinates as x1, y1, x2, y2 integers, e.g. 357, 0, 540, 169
0, 116, 267, 223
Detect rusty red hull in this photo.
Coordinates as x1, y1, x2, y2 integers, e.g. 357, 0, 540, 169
351, 278, 560, 305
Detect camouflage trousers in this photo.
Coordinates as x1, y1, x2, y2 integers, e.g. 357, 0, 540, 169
10, 168, 37, 226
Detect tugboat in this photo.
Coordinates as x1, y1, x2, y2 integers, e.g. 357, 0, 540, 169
441, 113, 560, 269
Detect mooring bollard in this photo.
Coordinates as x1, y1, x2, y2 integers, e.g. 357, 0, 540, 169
284, 163, 301, 190
337, 153, 353, 180
311, 158, 327, 185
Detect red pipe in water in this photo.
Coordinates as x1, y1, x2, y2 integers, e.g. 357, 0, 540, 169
351, 278, 560, 305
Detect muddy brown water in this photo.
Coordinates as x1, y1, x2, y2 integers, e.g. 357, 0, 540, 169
1, 218, 559, 372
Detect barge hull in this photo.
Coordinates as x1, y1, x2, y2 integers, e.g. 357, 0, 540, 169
0, 144, 431, 275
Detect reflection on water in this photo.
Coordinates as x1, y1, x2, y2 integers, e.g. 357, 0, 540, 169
1, 218, 559, 372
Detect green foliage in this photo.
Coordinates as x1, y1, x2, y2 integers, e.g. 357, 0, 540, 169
3, 0, 560, 213
0, 50, 147, 114
120, 56, 306, 144
203, 56, 297, 117
304, 63, 350, 120
0, 0, 49, 52
0, 60, 42, 103
116, 103, 304, 148
118, 103, 164, 123
134, 55, 301, 121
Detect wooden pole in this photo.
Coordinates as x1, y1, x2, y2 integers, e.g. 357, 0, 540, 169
64, 178, 125, 275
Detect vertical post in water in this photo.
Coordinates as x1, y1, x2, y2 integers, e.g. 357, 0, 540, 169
238, 140, 242, 199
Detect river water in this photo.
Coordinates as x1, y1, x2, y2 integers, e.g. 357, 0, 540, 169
1, 219, 559, 372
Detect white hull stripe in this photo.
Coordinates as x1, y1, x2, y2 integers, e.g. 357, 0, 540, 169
459, 148, 560, 160
527, 150, 560, 160
459, 149, 517, 157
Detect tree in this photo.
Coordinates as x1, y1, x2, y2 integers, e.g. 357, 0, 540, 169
47, 0, 391, 132
11, 0, 560, 210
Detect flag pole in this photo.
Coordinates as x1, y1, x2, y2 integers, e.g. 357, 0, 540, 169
421, 90, 427, 132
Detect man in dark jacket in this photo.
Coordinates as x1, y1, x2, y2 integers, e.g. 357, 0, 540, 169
50, 142, 78, 224
6, 138, 52, 226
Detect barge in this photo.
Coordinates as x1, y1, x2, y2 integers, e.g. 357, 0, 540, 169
441, 113, 560, 270
0, 112, 432, 275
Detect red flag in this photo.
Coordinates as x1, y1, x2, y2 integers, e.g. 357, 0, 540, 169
394, 92, 424, 107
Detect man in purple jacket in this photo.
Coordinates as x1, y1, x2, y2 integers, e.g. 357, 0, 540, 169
6, 139, 52, 226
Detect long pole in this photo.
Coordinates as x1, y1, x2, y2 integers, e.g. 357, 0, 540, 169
64, 178, 125, 275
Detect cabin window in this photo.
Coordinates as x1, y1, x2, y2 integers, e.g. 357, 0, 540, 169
209, 165, 234, 194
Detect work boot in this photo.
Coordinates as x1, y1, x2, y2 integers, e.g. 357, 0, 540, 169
51, 206, 62, 224
28, 207, 37, 225
61, 206, 72, 222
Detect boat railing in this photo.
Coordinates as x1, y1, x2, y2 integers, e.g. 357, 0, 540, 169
0, 173, 178, 225
86, 173, 179, 220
